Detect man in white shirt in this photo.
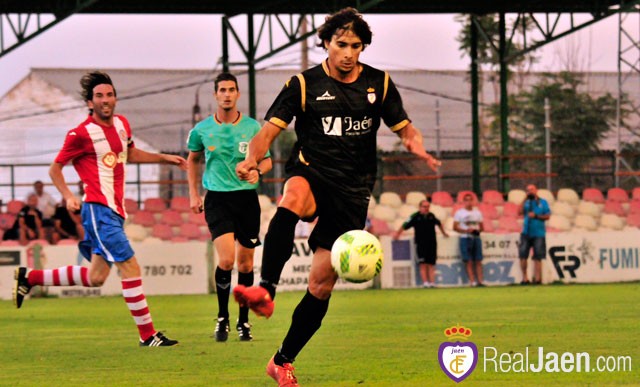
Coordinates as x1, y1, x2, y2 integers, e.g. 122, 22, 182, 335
453, 193, 485, 287
28, 180, 57, 226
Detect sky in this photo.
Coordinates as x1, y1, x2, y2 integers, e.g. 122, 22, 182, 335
0, 13, 627, 97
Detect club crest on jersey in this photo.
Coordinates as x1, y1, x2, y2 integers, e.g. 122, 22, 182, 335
238, 142, 249, 154
102, 151, 118, 168
367, 87, 376, 104
119, 129, 127, 141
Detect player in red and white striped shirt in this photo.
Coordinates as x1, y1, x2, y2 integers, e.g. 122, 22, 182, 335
12, 71, 187, 347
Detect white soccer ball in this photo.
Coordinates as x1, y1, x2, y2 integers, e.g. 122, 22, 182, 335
331, 230, 384, 283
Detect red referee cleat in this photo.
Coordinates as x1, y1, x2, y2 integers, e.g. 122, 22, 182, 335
233, 285, 274, 318
266, 355, 299, 387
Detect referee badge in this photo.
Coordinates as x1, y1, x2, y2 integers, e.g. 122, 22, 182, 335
367, 87, 376, 104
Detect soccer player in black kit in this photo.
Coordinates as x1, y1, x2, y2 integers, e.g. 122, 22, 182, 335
235, 7, 441, 386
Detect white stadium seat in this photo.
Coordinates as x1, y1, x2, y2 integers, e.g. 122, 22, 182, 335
125, 224, 148, 242
548, 214, 571, 232
372, 205, 396, 222
552, 201, 576, 219
537, 189, 555, 205
397, 204, 417, 220
577, 200, 601, 218
368, 196, 377, 210
405, 191, 427, 206
600, 213, 625, 231
557, 188, 580, 206
507, 189, 526, 204
258, 194, 273, 211
573, 214, 598, 231
379, 192, 403, 208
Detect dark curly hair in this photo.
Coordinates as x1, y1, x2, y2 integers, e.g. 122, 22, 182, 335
80, 71, 116, 101
316, 7, 372, 50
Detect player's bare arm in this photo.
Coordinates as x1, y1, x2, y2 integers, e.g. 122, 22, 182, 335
187, 151, 204, 213
396, 123, 441, 172
49, 162, 81, 212
128, 147, 187, 170
236, 121, 281, 181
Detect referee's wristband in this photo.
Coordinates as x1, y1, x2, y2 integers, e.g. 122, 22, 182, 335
254, 168, 263, 177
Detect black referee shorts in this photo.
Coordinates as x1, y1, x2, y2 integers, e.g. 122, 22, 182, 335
288, 166, 368, 252
204, 189, 261, 248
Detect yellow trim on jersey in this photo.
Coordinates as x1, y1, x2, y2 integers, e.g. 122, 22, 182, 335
295, 74, 306, 112
269, 117, 288, 130
383, 72, 389, 103
389, 119, 409, 132
321, 60, 330, 76
298, 151, 310, 166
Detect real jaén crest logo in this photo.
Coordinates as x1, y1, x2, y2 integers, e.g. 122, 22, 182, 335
438, 325, 478, 383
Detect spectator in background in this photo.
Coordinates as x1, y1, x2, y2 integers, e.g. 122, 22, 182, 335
393, 199, 448, 288
518, 184, 551, 285
28, 180, 57, 226
50, 198, 84, 244
453, 193, 485, 287
3, 194, 44, 245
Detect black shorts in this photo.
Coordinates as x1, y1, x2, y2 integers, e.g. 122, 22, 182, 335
416, 243, 437, 265
289, 166, 368, 252
204, 189, 261, 248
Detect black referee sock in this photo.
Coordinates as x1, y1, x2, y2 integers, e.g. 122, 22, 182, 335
215, 267, 232, 319
260, 207, 299, 299
278, 289, 330, 363
237, 270, 254, 324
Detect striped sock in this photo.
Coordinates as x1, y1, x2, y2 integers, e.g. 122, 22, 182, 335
122, 277, 156, 341
27, 266, 91, 287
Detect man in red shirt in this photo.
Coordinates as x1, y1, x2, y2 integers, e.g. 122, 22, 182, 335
12, 71, 187, 347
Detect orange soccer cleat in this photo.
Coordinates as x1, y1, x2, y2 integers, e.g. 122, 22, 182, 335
266, 355, 299, 387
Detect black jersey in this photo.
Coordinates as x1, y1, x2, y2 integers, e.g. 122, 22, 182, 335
265, 61, 409, 197
403, 212, 441, 246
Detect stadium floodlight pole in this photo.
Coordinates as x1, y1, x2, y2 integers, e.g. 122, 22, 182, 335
435, 99, 442, 192
544, 98, 552, 191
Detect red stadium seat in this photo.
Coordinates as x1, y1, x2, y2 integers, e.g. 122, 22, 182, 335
495, 217, 521, 233
131, 210, 156, 227
501, 202, 521, 218
160, 210, 184, 227
151, 224, 175, 240
632, 187, 640, 201
124, 198, 139, 214
603, 201, 626, 217
187, 212, 207, 226
607, 188, 629, 203
143, 197, 167, 213
456, 190, 478, 204
369, 218, 392, 236
482, 190, 505, 205
6, 200, 25, 215
170, 196, 191, 212
629, 200, 640, 215
178, 223, 203, 240
482, 219, 495, 233
582, 188, 605, 204
626, 213, 640, 227
431, 191, 454, 207
478, 203, 498, 220
0, 213, 16, 230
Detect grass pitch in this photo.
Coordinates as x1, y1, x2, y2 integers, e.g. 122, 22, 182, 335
1, 283, 638, 386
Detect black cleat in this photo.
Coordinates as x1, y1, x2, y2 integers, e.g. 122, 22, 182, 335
236, 321, 253, 341
139, 332, 178, 347
214, 317, 230, 342
13, 267, 32, 309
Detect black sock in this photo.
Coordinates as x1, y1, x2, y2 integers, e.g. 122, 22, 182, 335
278, 289, 330, 363
215, 267, 232, 319
260, 207, 299, 299
237, 270, 254, 323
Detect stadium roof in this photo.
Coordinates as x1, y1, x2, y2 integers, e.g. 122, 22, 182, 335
2, 0, 626, 14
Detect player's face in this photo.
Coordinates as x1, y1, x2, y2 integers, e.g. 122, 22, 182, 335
419, 202, 430, 214
325, 30, 363, 75
88, 84, 116, 121
215, 80, 239, 111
